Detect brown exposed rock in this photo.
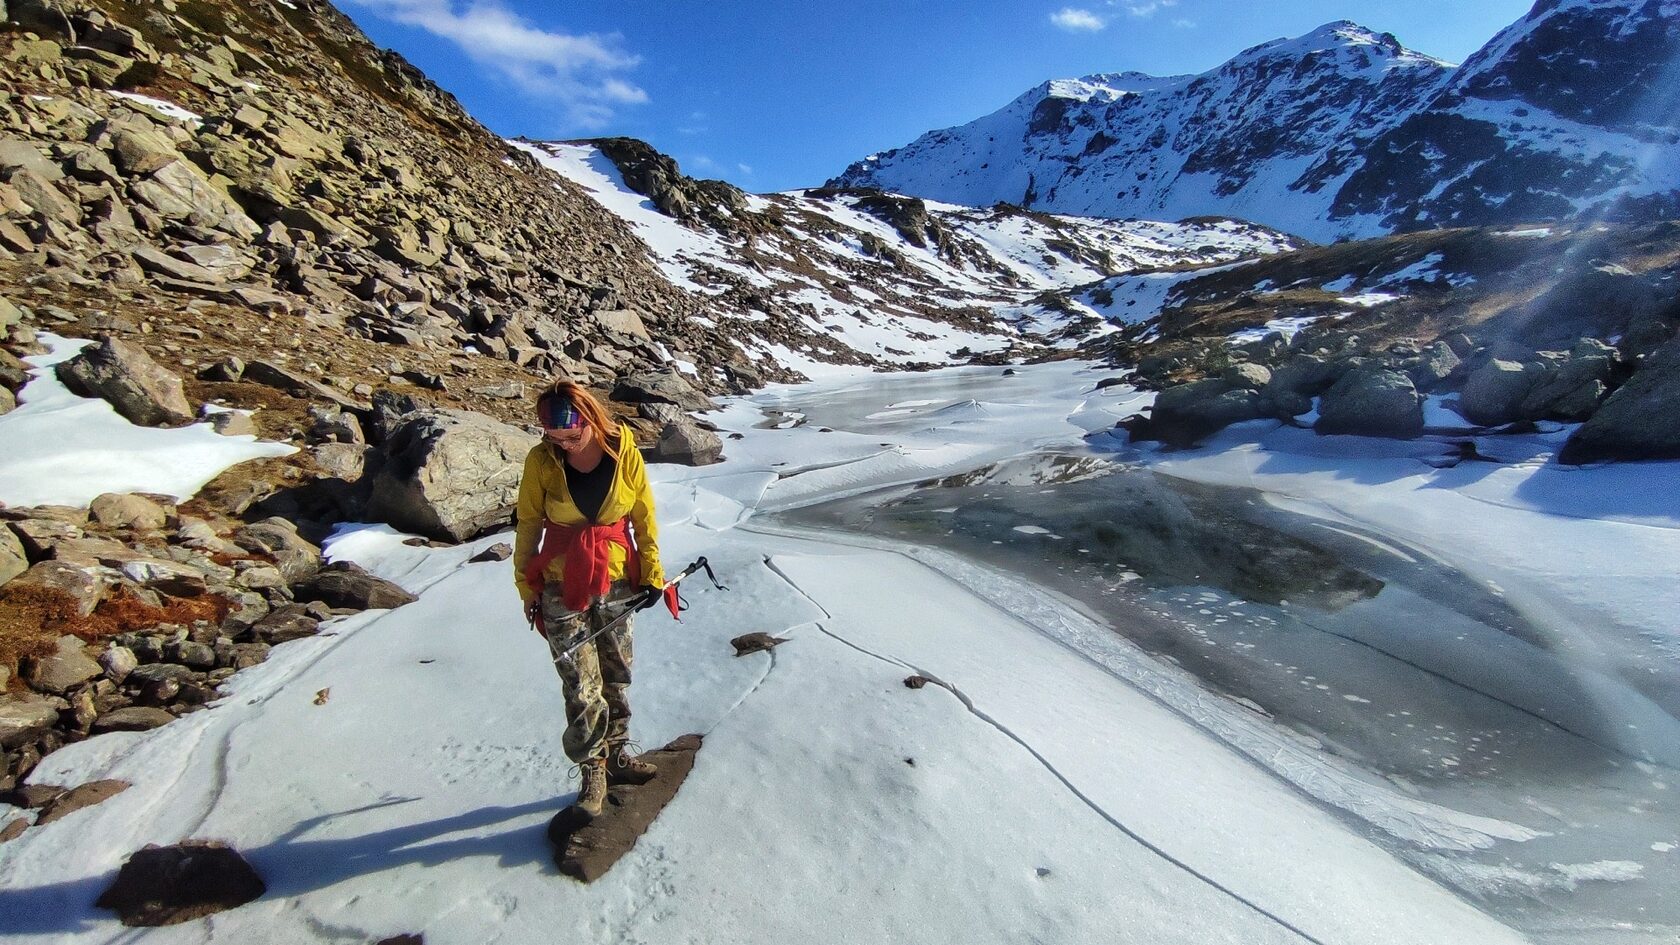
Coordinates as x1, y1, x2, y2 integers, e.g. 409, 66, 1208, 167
730, 632, 785, 657
21, 634, 102, 694
36, 779, 129, 825
54, 336, 194, 427
548, 734, 702, 882
89, 492, 169, 530
96, 840, 267, 926
90, 706, 175, 733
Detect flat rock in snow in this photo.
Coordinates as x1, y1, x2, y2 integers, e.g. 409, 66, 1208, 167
547, 733, 702, 883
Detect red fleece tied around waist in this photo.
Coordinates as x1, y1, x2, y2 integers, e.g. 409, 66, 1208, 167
524, 518, 641, 612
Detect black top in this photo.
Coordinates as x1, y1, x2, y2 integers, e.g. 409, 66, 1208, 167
563, 450, 618, 524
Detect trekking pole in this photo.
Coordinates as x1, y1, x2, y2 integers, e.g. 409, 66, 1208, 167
539, 556, 727, 663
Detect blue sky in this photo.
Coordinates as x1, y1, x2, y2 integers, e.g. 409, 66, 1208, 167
337, 0, 1537, 193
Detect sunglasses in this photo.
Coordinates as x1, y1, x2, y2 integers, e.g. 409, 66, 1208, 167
541, 399, 584, 431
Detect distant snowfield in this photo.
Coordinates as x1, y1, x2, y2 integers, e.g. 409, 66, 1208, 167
0, 335, 294, 506
29, 361, 1680, 942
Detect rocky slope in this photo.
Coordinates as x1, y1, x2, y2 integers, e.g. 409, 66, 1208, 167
832, 2, 1680, 241
526, 137, 1298, 366
1033, 220, 1680, 461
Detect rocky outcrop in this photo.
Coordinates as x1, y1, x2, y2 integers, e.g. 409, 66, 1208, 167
1560, 338, 1680, 464
1316, 368, 1423, 439
364, 409, 529, 542
54, 337, 193, 426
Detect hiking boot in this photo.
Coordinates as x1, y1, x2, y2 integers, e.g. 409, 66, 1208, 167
570, 759, 608, 818
606, 745, 657, 785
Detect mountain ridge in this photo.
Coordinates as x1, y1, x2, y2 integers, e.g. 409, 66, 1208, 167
831, 2, 1680, 240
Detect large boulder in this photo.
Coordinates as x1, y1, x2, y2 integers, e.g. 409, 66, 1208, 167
0, 693, 60, 750
5, 560, 106, 616
55, 337, 193, 427
21, 634, 102, 695
89, 492, 169, 530
364, 409, 530, 542
1133, 379, 1263, 446
0, 525, 26, 586
611, 370, 717, 413
290, 561, 417, 611
1560, 339, 1680, 464
1518, 340, 1617, 422
1316, 368, 1424, 439
1458, 358, 1546, 427
644, 420, 724, 466
232, 520, 320, 583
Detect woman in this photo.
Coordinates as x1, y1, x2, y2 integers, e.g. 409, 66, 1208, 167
513, 379, 665, 819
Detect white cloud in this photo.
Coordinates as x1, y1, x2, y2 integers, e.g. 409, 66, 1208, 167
736, 163, 753, 176
345, 0, 646, 128
1111, 0, 1177, 17
1050, 7, 1106, 32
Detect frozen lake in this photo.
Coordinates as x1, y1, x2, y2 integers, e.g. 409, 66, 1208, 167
755, 364, 1680, 944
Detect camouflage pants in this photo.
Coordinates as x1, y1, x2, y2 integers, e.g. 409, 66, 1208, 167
541, 580, 637, 763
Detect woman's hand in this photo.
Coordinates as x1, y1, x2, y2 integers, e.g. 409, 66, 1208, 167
635, 586, 664, 611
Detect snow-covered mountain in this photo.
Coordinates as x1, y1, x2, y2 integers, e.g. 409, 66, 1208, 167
831, 2, 1680, 241
518, 139, 1297, 373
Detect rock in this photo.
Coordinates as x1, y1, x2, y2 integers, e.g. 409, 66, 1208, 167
107, 123, 181, 176
199, 357, 244, 382
90, 706, 176, 734
0, 138, 63, 181
36, 779, 129, 825
119, 559, 207, 597
241, 360, 365, 412
233, 520, 320, 583
0, 386, 14, 418
96, 840, 267, 926
1518, 341, 1616, 421
1560, 339, 1680, 464
645, 420, 724, 466
1221, 363, 1272, 391
1459, 358, 1546, 426
548, 734, 702, 883
1315, 368, 1424, 439
0, 525, 26, 586
0, 693, 60, 749
1137, 379, 1263, 446
290, 562, 417, 611
166, 640, 216, 670
611, 370, 717, 412
365, 409, 530, 542
591, 308, 651, 340
21, 634, 102, 695
207, 410, 256, 437
129, 246, 223, 284
89, 493, 169, 530
55, 337, 193, 427
251, 607, 320, 644
904, 675, 930, 689
731, 632, 785, 656
0, 818, 27, 843
99, 645, 138, 683
5, 560, 106, 616
308, 405, 364, 445
125, 663, 196, 687
468, 543, 512, 563
1408, 341, 1461, 391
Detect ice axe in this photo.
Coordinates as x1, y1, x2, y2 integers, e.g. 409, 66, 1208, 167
538, 556, 728, 663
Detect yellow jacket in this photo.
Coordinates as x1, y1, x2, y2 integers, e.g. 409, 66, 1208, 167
512, 423, 664, 605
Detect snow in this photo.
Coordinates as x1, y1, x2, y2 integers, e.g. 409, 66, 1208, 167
0, 335, 294, 507
0, 360, 1551, 945
105, 91, 203, 126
